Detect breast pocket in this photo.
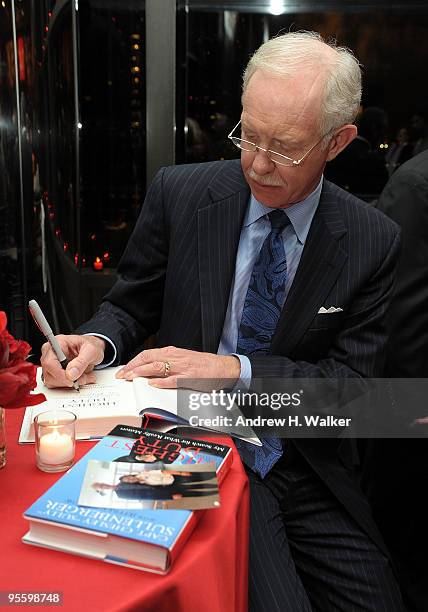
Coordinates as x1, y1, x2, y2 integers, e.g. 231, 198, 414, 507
308, 312, 345, 331
294, 313, 345, 362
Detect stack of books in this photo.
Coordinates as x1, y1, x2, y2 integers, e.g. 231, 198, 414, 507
22, 425, 233, 574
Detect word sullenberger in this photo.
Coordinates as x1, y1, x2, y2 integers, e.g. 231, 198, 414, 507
188, 415, 352, 428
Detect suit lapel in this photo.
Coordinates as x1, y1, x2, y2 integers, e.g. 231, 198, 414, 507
198, 164, 249, 352
271, 182, 348, 354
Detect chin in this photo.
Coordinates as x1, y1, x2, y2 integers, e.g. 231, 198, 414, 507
245, 174, 285, 203
251, 183, 289, 208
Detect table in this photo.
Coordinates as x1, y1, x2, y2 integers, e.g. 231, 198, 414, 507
0, 409, 249, 612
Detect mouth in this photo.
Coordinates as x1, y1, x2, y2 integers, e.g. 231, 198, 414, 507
250, 177, 282, 189
247, 170, 282, 189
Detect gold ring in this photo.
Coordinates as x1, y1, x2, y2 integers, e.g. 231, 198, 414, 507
163, 361, 171, 377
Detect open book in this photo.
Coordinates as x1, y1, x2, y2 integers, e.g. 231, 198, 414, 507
19, 367, 261, 445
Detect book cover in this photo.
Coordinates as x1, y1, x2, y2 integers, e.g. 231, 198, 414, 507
78, 461, 219, 510
23, 425, 233, 574
78, 428, 226, 510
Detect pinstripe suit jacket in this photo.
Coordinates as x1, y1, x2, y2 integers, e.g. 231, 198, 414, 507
78, 159, 400, 554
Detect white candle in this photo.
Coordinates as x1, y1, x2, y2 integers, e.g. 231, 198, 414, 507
38, 427, 74, 464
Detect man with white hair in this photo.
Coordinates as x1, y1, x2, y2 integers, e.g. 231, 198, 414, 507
41, 32, 404, 610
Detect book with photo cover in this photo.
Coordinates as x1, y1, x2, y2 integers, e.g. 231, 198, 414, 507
23, 425, 233, 574
78, 428, 223, 510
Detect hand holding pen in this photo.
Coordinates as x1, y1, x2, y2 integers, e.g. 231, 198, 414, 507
28, 300, 81, 391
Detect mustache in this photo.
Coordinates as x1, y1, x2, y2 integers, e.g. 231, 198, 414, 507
247, 168, 283, 187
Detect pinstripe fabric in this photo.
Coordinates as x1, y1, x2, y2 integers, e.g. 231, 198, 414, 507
78, 160, 249, 355
247, 461, 404, 612
77, 159, 403, 603
79, 158, 400, 373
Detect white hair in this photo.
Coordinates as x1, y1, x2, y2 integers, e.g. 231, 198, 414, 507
242, 31, 362, 138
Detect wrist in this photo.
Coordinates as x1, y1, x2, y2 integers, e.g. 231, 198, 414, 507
223, 355, 241, 382
86, 335, 106, 354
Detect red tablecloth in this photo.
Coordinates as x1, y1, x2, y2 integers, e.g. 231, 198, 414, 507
0, 409, 249, 612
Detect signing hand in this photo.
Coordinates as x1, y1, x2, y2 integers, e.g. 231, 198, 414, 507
116, 346, 241, 390
41, 334, 106, 388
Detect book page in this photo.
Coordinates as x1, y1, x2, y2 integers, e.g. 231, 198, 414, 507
19, 367, 137, 442
20, 367, 261, 446
132, 376, 178, 414
34, 366, 136, 413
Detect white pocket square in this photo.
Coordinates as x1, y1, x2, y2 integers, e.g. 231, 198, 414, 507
318, 306, 343, 314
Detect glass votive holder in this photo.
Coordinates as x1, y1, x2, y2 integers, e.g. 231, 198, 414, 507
34, 410, 77, 473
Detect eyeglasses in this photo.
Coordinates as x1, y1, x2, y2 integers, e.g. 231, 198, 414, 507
228, 119, 330, 167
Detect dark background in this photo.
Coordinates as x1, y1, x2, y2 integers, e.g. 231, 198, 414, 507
1, 0, 428, 356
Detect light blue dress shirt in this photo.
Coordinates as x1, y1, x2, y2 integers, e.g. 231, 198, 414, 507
94, 177, 323, 373
217, 176, 323, 383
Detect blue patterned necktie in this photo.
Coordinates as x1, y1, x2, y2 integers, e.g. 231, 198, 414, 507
235, 209, 290, 479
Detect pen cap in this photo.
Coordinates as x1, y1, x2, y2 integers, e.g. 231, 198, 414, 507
28, 299, 53, 336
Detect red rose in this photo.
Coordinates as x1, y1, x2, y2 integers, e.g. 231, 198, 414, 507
0, 311, 6, 333
0, 312, 9, 368
0, 311, 45, 409
0, 311, 31, 367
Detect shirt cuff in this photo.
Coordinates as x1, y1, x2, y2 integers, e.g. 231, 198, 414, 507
83, 333, 117, 369
230, 353, 252, 390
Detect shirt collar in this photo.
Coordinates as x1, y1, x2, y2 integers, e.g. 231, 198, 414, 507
244, 176, 323, 245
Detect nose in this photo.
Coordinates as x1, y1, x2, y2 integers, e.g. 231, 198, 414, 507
251, 147, 276, 175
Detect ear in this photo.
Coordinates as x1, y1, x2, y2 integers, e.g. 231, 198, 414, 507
325, 125, 358, 161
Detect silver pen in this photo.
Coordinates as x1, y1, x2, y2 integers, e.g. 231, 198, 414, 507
28, 299, 80, 392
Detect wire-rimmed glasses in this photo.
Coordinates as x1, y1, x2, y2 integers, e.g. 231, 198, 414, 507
228, 119, 330, 167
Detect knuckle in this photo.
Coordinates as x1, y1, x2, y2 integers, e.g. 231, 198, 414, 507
140, 350, 150, 362
73, 356, 86, 368
44, 374, 69, 389
154, 361, 165, 373
55, 335, 69, 349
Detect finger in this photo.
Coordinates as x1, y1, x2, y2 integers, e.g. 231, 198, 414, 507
117, 347, 176, 376
43, 376, 73, 389
123, 361, 169, 380
116, 352, 146, 377
65, 342, 103, 382
42, 359, 73, 389
80, 372, 97, 385
42, 351, 72, 389
41, 336, 95, 388
75, 372, 97, 386
41, 341, 54, 358
41, 339, 66, 365
149, 375, 179, 389
116, 356, 142, 378
42, 368, 97, 389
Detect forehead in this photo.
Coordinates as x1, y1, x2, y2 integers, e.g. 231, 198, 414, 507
242, 69, 324, 139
